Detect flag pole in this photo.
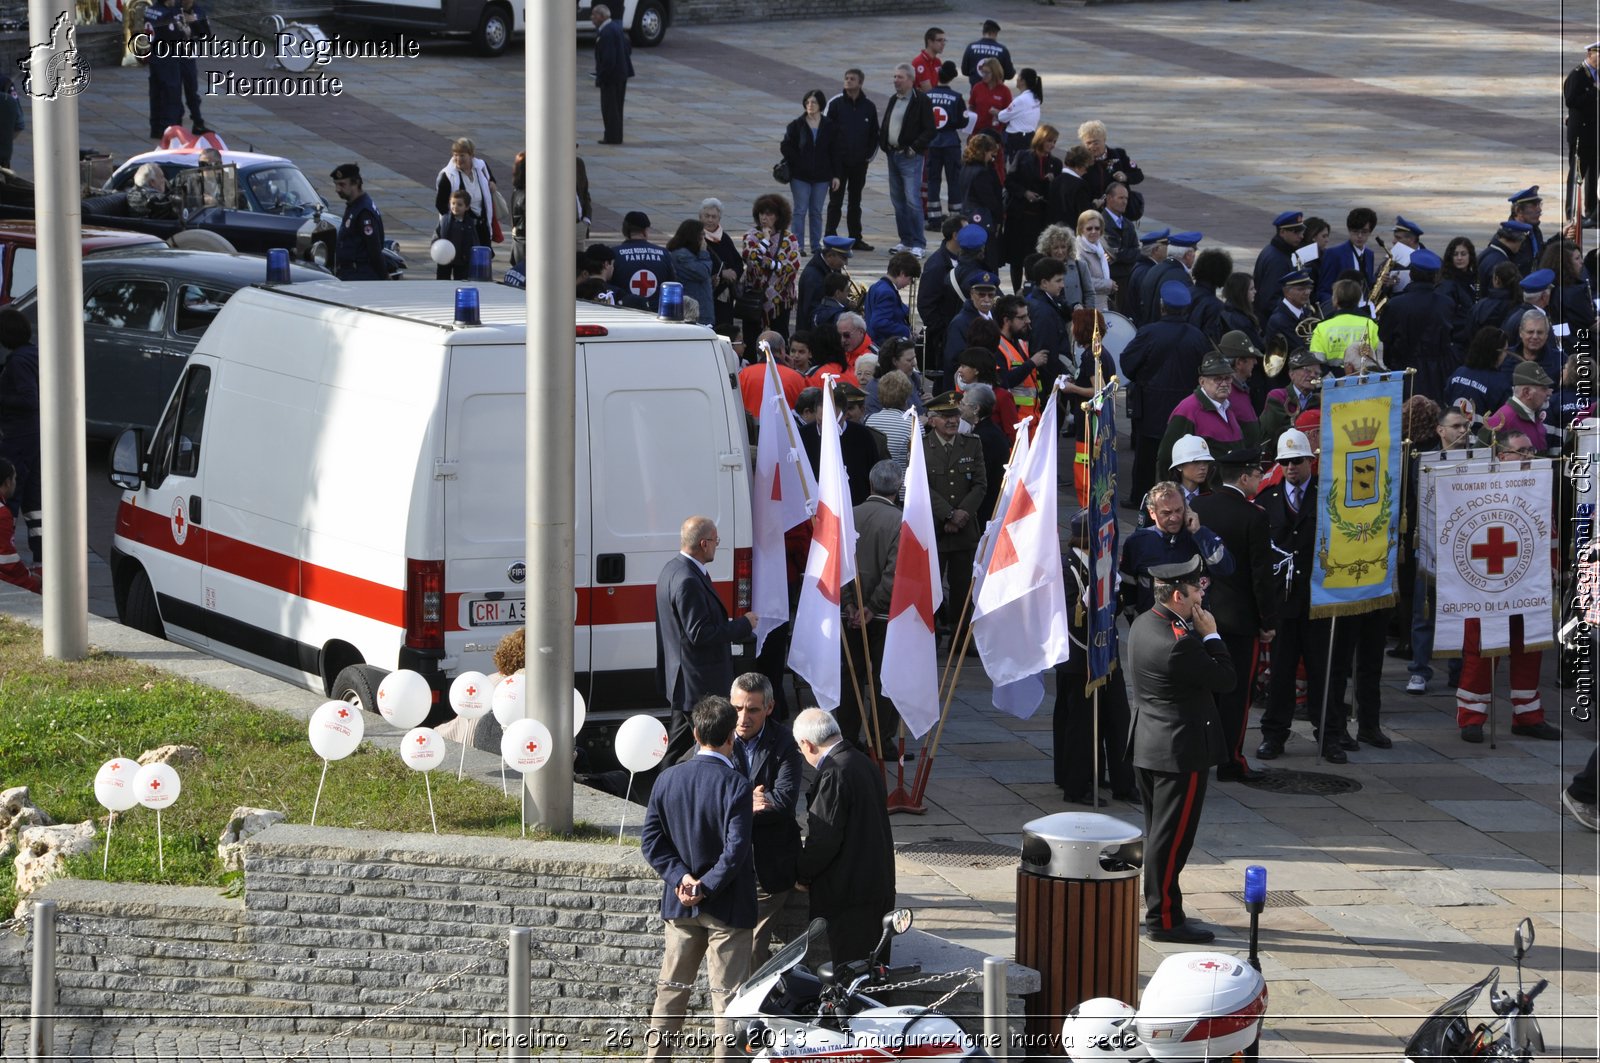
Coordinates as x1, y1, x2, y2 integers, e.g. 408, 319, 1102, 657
850, 578, 887, 763
1086, 392, 1101, 809
1315, 616, 1337, 766
886, 720, 924, 813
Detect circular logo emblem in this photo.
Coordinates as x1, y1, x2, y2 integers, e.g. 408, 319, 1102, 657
170, 496, 189, 545
508, 561, 526, 584
1452, 511, 1534, 594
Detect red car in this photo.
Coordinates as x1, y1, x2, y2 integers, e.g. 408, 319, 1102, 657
0, 220, 166, 305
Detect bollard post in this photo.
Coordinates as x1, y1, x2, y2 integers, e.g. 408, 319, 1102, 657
983, 955, 1008, 1062
507, 927, 531, 1061
28, 899, 56, 1063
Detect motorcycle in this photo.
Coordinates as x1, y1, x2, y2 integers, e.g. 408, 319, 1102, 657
1402, 917, 1547, 1063
725, 907, 992, 1059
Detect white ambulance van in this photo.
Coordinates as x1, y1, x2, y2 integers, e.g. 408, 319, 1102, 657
108, 282, 752, 721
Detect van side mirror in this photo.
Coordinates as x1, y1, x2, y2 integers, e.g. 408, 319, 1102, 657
109, 427, 146, 490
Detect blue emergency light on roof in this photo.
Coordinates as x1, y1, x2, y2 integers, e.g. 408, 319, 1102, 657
265, 248, 291, 285
469, 245, 492, 283
657, 280, 684, 322
454, 287, 480, 326
1244, 864, 1267, 905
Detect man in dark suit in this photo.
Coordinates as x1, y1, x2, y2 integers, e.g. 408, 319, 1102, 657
1125, 555, 1235, 944
1315, 207, 1378, 304
591, 4, 634, 145
793, 708, 896, 966
641, 697, 757, 1061
656, 516, 758, 766
1191, 450, 1278, 783
729, 673, 805, 966
1254, 429, 1343, 763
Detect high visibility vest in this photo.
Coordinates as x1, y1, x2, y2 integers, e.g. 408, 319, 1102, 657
999, 336, 1039, 410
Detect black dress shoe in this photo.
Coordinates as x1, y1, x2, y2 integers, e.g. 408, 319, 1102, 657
1462, 724, 1484, 743
853, 239, 874, 252
1356, 727, 1393, 749
1511, 721, 1562, 740
1113, 789, 1142, 806
1321, 744, 1348, 765
1146, 921, 1215, 944
1255, 739, 1284, 760
1338, 731, 1360, 752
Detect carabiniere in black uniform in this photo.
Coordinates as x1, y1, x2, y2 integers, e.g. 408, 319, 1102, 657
1125, 554, 1234, 943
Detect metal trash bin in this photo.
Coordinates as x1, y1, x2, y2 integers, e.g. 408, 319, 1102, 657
1015, 812, 1143, 1057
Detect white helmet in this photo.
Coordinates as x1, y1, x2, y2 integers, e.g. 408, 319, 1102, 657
1276, 428, 1315, 462
1169, 434, 1214, 469
1062, 997, 1145, 1060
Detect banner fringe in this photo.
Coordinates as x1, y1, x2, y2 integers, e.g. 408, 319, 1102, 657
1308, 592, 1397, 621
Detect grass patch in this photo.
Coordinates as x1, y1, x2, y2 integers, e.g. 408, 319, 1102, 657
0, 617, 608, 914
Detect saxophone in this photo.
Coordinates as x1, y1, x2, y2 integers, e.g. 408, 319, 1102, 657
1368, 235, 1395, 315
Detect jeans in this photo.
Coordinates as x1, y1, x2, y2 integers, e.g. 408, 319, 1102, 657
885, 149, 925, 250
1410, 573, 1461, 686
790, 180, 829, 253
925, 143, 961, 217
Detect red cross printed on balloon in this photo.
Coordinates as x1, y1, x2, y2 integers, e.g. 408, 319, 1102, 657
525, 741, 539, 753
110, 762, 122, 772
630, 270, 658, 299
337, 706, 350, 719
414, 734, 428, 745
465, 685, 477, 697
148, 779, 161, 791
1470, 524, 1519, 576
1194, 959, 1226, 971
377, 687, 386, 700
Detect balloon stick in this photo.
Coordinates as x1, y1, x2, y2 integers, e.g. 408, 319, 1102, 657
500, 758, 508, 796
520, 782, 527, 839
424, 773, 438, 834
311, 761, 329, 827
618, 772, 635, 844
155, 809, 165, 874
101, 813, 113, 875
457, 739, 468, 782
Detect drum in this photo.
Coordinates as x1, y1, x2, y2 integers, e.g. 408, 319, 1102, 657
1098, 310, 1136, 385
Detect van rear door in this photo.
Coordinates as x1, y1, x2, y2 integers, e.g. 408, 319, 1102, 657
441, 342, 591, 683
583, 334, 746, 712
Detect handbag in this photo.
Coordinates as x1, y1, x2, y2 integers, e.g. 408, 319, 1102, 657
772, 159, 791, 185
736, 285, 767, 319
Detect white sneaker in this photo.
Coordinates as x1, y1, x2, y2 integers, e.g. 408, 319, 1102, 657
909, 246, 926, 257
1405, 675, 1426, 695
890, 243, 907, 254
1563, 788, 1600, 832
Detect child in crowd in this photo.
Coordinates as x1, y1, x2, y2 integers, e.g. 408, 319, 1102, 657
435, 188, 479, 281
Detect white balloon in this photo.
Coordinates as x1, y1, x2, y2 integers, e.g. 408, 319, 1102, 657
429, 238, 456, 265
449, 671, 492, 720
501, 718, 553, 774
400, 727, 446, 771
615, 714, 669, 773
133, 762, 181, 809
93, 757, 141, 812
308, 700, 365, 761
490, 671, 525, 725
572, 688, 587, 738
377, 669, 431, 729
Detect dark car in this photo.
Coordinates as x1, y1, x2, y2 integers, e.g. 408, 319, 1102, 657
13, 248, 327, 438
0, 219, 165, 305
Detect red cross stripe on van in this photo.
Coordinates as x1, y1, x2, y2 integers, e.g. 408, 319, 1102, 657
1470, 524, 1518, 576
630, 270, 658, 300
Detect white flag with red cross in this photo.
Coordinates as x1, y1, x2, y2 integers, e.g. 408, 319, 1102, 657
971, 390, 1071, 697
751, 350, 817, 655
787, 380, 857, 710
881, 413, 943, 738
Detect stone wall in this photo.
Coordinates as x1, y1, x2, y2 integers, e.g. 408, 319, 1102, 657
0, 824, 1035, 1048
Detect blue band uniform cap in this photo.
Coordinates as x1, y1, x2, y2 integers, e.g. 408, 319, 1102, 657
1521, 268, 1556, 293
1280, 269, 1313, 287
1159, 280, 1192, 308
1139, 228, 1172, 246
1409, 248, 1442, 270
1272, 211, 1304, 228
1508, 185, 1541, 205
822, 235, 855, 255
957, 224, 989, 250
1167, 230, 1203, 249
1500, 219, 1533, 235
1393, 215, 1423, 236
1149, 555, 1206, 584
969, 270, 1000, 290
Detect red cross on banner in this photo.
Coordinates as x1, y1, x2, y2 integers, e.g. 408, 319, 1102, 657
987, 484, 1037, 573
812, 502, 844, 605
1470, 524, 1519, 576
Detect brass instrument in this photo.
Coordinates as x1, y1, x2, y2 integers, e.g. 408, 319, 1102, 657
840, 268, 868, 311
1294, 301, 1323, 342
1264, 332, 1288, 378
1368, 234, 1394, 315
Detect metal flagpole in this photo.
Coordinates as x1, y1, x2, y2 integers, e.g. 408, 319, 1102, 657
1315, 616, 1337, 766
1086, 391, 1100, 809
524, 0, 575, 832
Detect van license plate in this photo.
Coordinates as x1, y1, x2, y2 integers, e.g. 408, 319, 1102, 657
469, 598, 526, 626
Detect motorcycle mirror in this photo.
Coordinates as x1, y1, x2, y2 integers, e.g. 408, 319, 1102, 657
816, 961, 836, 986
1514, 917, 1535, 960
887, 908, 913, 936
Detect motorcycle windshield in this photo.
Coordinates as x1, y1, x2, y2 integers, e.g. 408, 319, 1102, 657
1403, 969, 1497, 1060
740, 917, 827, 992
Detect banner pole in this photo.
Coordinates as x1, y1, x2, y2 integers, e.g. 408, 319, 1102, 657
1316, 616, 1337, 765
912, 620, 975, 805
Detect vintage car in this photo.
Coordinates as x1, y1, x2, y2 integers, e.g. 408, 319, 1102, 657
0, 220, 166, 305
13, 248, 327, 438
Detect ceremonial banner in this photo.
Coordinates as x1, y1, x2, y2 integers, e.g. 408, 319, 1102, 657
1310, 371, 1404, 618
1416, 449, 1492, 579
881, 415, 942, 739
788, 381, 857, 709
750, 353, 816, 654
1085, 384, 1120, 693
1432, 458, 1555, 656
970, 419, 1041, 717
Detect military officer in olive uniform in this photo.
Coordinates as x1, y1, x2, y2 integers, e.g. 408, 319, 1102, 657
330, 163, 388, 281
923, 391, 987, 645
1126, 554, 1235, 944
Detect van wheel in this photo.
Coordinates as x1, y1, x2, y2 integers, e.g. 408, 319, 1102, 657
629, 0, 666, 47
121, 570, 164, 638
472, 4, 511, 56
333, 663, 387, 714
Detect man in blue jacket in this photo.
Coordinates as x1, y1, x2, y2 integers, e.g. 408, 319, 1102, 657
642, 696, 757, 1062
592, 4, 634, 145
825, 68, 880, 251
